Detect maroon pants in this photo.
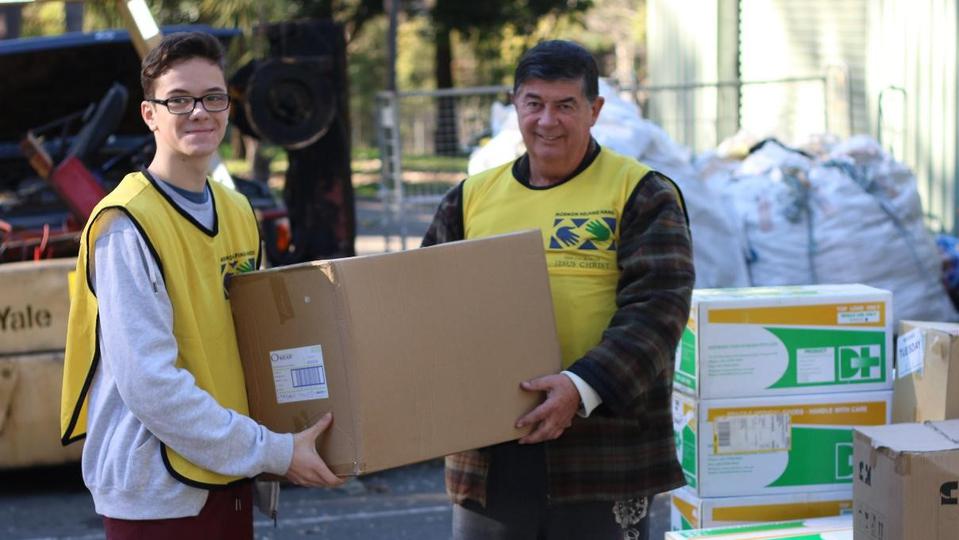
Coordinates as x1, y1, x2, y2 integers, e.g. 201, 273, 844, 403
102, 481, 253, 540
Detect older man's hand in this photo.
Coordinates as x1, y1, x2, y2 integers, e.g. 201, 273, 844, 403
515, 374, 580, 444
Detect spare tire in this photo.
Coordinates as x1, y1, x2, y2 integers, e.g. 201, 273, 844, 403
243, 57, 335, 150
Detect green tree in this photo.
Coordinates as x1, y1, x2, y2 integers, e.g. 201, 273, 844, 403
429, 0, 593, 154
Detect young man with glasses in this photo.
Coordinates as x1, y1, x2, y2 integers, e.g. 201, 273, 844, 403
61, 32, 343, 539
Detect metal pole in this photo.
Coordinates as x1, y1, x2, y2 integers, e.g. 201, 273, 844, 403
386, 0, 398, 93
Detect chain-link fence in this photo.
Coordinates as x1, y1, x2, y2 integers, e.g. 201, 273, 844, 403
374, 73, 850, 250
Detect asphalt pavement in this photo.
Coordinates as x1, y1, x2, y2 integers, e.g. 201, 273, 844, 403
0, 459, 671, 539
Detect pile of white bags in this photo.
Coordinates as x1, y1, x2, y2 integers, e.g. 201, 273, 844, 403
704, 136, 958, 322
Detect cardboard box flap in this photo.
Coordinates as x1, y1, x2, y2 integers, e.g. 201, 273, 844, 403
901, 320, 959, 336
856, 422, 959, 454
929, 418, 959, 443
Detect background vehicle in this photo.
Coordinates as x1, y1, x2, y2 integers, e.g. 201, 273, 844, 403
0, 26, 290, 264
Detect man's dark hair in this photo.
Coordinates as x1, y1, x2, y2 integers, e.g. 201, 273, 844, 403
141, 32, 225, 99
513, 40, 599, 102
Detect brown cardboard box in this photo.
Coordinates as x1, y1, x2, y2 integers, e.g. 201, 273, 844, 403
229, 230, 562, 476
853, 420, 959, 540
0, 352, 83, 468
893, 320, 959, 423
0, 258, 75, 355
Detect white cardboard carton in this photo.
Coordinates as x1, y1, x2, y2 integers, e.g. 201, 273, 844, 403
670, 486, 852, 531
675, 285, 893, 399
664, 515, 852, 539
674, 390, 891, 497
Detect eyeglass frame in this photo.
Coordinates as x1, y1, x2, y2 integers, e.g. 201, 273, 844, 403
144, 93, 231, 115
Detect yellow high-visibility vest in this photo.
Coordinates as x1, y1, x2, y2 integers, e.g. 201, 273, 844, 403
463, 149, 651, 367
61, 171, 260, 488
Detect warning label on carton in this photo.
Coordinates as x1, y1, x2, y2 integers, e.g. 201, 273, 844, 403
713, 413, 791, 455
895, 328, 925, 378
796, 347, 836, 383
837, 309, 880, 325
269, 345, 329, 404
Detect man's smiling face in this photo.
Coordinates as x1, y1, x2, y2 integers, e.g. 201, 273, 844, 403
513, 77, 603, 182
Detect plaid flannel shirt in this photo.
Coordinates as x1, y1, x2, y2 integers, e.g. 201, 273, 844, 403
422, 147, 694, 505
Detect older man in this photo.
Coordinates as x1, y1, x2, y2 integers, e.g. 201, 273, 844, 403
423, 40, 694, 539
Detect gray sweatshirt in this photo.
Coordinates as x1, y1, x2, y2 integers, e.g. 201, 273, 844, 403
82, 179, 293, 519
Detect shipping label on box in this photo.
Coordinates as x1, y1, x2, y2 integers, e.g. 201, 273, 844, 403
853, 420, 959, 540
673, 390, 891, 497
893, 320, 959, 423
229, 230, 562, 476
670, 486, 852, 531
665, 515, 852, 539
0, 258, 75, 355
674, 285, 893, 399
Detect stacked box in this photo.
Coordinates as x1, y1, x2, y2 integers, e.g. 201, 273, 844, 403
670, 285, 893, 531
0, 352, 83, 468
853, 420, 959, 540
673, 391, 891, 497
0, 258, 74, 355
664, 515, 852, 539
0, 259, 80, 469
670, 487, 852, 530
675, 285, 893, 399
893, 320, 959, 423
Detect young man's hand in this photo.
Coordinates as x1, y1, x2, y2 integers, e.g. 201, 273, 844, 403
515, 374, 580, 444
286, 413, 345, 487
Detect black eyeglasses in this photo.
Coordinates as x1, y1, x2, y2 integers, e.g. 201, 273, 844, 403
145, 93, 230, 115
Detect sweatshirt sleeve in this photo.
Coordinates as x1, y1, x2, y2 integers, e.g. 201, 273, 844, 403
565, 171, 695, 416
93, 214, 294, 478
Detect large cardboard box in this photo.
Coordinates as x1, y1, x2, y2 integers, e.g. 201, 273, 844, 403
664, 515, 852, 539
675, 285, 893, 399
673, 390, 891, 497
853, 420, 959, 540
229, 230, 562, 476
893, 320, 959, 423
0, 352, 83, 468
670, 486, 852, 531
0, 258, 75, 355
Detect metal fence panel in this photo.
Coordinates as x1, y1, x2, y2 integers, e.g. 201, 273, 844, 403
376, 76, 847, 249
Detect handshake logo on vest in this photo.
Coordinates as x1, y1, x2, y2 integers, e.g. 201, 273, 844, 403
220, 252, 258, 298
549, 212, 617, 251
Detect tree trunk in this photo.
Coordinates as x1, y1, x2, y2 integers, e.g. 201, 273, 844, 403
433, 24, 459, 155
0, 6, 22, 40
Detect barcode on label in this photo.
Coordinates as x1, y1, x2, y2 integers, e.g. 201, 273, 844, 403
713, 413, 791, 455
717, 421, 731, 448
291, 366, 326, 388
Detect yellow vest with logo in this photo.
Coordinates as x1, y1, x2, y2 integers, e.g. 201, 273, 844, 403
60, 171, 260, 488
463, 149, 651, 368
